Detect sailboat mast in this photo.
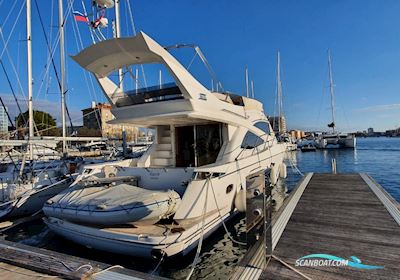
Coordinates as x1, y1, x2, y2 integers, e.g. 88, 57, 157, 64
115, 0, 123, 92
328, 49, 336, 133
276, 51, 282, 134
26, 0, 33, 159
59, 0, 67, 155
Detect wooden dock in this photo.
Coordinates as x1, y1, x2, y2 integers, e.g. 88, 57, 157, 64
0, 239, 166, 280
231, 173, 400, 280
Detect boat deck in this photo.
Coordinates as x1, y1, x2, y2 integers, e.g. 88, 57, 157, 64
231, 173, 400, 280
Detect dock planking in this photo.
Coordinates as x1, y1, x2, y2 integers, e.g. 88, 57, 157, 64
0, 261, 62, 279
0, 238, 166, 280
261, 173, 400, 280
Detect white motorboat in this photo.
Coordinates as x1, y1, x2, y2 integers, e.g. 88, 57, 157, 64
43, 32, 287, 258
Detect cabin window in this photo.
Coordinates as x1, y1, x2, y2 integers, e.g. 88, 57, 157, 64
254, 121, 270, 135
241, 131, 264, 149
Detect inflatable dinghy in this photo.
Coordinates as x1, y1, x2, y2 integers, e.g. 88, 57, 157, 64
43, 183, 181, 225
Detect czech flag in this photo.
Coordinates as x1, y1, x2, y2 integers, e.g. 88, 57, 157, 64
73, 11, 88, 23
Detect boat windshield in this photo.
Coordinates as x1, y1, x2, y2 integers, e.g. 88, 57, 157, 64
115, 82, 183, 107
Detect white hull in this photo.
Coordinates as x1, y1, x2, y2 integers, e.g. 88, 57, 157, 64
0, 177, 73, 219
44, 144, 285, 257
45, 211, 233, 258
316, 134, 356, 149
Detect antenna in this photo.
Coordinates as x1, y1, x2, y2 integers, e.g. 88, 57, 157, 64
251, 80, 255, 98
135, 67, 139, 93
245, 66, 249, 98
114, 0, 123, 92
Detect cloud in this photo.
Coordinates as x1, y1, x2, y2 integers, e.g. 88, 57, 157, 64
355, 103, 400, 113
0, 93, 83, 126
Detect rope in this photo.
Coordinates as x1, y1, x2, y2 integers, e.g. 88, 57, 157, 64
150, 220, 176, 275
124, 0, 149, 89
90, 265, 124, 277
126, 0, 137, 36
74, 264, 93, 272
150, 250, 166, 275
209, 179, 246, 246
185, 178, 210, 280
0, 0, 26, 61
1, 1, 18, 38
286, 152, 304, 177
69, 1, 102, 128
270, 255, 312, 280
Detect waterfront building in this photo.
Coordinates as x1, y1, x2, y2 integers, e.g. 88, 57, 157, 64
367, 127, 374, 135
269, 116, 287, 134
81, 102, 139, 141
0, 106, 8, 135
289, 129, 305, 139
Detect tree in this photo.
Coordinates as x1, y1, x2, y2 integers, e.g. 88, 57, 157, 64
16, 110, 60, 136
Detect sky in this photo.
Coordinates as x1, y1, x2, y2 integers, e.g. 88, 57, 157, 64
0, 0, 400, 132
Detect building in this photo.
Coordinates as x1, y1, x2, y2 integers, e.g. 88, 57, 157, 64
269, 116, 287, 134
0, 106, 8, 135
289, 129, 306, 139
81, 102, 139, 141
367, 127, 374, 135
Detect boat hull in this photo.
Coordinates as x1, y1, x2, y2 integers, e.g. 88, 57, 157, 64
44, 211, 234, 258
0, 177, 73, 219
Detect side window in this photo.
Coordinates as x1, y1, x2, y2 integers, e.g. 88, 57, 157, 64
241, 131, 264, 149
254, 121, 270, 135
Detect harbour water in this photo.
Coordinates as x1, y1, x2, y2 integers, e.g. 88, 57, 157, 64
287, 137, 400, 201
3, 137, 400, 279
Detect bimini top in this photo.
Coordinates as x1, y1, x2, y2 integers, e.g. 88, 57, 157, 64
72, 32, 162, 77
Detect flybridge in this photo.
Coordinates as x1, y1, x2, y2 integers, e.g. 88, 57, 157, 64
72, 32, 265, 130
71, 32, 209, 105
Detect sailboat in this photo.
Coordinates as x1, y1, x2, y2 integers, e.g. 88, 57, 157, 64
315, 50, 356, 149
0, 0, 78, 220
273, 51, 297, 151
43, 31, 287, 258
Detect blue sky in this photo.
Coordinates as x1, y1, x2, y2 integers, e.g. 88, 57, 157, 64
0, 0, 400, 132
